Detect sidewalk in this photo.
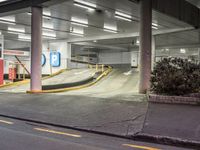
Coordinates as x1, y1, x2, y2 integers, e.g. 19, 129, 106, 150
0, 93, 147, 137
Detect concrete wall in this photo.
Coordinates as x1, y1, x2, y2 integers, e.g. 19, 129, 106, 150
3, 40, 71, 75
98, 51, 131, 65
42, 41, 69, 74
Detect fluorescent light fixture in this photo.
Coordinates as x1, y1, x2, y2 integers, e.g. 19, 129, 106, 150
136, 39, 140, 45
165, 48, 169, 51
27, 10, 52, 19
0, 0, 7, 3
115, 11, 132, 22
43, 36, 57, 40
74, 0, 96, 11
70, 27, 84, 36
18, 34, 31, 40
115, 15, 132, 22
104, 24, 117, 33
152, 22, 158, 27
103, 29, 117, 33
0, 16, 16, 24
71, 17, 88, 27
43, 22, 54, 29
180, 48, 186, 54
8, 26, 25, 33
115, 11, 132, 19
43, 9, 52, 19
152, 26, 158, 30
71, 22, 88, 27
42, 31, 56, 38
0, 20, 16, 25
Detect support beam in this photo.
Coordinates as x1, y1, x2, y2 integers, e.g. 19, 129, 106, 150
139, 0, 152, 94
152, 36, 156, 71
30, 7, 43, 91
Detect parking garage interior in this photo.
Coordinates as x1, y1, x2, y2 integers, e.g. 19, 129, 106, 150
0, 0, 199, 97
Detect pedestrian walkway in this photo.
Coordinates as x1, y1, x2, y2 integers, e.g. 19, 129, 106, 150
0, 93, 147, 137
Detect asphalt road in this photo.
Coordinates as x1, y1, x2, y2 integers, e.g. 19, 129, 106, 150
0, 116, 191, 150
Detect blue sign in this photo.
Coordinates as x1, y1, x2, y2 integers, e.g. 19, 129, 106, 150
41, 54, 46, 66
50, 51, 61, 67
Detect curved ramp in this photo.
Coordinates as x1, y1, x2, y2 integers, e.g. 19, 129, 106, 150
58, 68, 140, 99
0, 69, 97, 93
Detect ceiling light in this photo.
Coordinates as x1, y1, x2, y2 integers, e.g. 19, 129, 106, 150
42, 31, 56, 38
0, 16, 16, 24
0, 20, 16, 25
43, 36, 57, 40
71, 17, 88, 27
18, 34, 31, 40
115, 11, 132, 19
115, 11, 132, 22
0, 0, 7, 3
152, 26, 158, 30
8, 26, 25, 33
74, 0, 96, 11
136, 39, 140, 45
103, 29, 117, 33
27, 11, 52, 20
43, 9, 52, 19
115, 15, 132, 22
104, 24, 117, 33
152, 22, 158, 27
43, 22, 54, 29
180, 48, 186, 54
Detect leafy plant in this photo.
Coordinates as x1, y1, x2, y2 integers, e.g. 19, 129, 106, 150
151, 58, 200, 96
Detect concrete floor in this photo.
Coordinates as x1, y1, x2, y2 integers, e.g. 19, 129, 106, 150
58, 68, 140, 100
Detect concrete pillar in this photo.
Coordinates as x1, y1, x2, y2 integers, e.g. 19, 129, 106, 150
139, 0, 152, 94
31, 7, 43, 91
151, 36, 155, 71
66, 43, 72, 68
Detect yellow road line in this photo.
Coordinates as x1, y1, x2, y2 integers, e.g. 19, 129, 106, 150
0, 119, 14, 125
123, 144, 161, 150
34, 128, 82, 138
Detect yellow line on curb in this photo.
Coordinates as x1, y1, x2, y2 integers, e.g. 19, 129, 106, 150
34, 128, 82, 138
0, 119, 14, 125
0, 69, 67, 89
27, 67, 112, 94
123, 144, 161, 150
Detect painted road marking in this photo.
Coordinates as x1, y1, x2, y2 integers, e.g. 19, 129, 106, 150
34, 128, 82, 138
123, 144, 161, 150
0, 119, 14, 125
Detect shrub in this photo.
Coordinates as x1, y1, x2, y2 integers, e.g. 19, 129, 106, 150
151, 58, 200, 96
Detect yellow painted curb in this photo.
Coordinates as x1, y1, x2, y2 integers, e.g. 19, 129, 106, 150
27, 67, 112, 94
0, 69, 67, 89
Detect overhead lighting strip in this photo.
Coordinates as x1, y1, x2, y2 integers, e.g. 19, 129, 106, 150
115, 11, 132, 22
71, 17, 88, 27
74, 0, 96, 11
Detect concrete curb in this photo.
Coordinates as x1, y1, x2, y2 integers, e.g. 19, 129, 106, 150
0, 113, 197, 149
27, 67, 112, 93
0, 69, 67, 89
0, 113, 130, 140
133, 133, 200, 149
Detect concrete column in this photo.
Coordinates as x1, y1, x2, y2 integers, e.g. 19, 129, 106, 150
151, 35, 155, 71
66, 43, 72, 68
31, 7, 43, 91
139, 0, 152, 94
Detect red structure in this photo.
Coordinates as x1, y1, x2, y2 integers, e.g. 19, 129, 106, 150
0, 59, 3, 85
9, 68, 16, 81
